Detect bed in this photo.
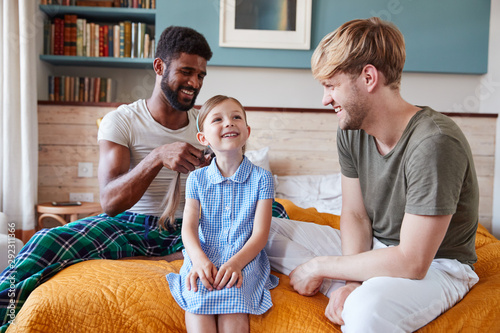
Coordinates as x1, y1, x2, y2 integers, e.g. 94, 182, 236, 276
7, 170, 500, 332
12, 109, 500, 332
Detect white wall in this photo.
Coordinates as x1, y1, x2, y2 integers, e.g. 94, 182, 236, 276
36, 4, 500, 236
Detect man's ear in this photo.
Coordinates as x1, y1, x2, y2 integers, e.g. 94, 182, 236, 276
196, 132, 210, 146
153, 58, 164, 76
362, 64, 379, 93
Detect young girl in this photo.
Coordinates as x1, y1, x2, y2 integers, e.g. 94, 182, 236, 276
166, 95, 278, 333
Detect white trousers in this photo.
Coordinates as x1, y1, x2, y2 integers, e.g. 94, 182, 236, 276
265, 217, 479, 333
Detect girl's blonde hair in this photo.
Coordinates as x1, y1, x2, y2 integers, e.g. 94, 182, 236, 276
158, 95, 247, 230
311, 17, 406, 90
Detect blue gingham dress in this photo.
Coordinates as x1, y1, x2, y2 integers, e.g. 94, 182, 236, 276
166, 156, 279, 315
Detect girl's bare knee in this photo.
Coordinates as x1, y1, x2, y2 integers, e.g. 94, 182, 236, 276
185, 312, 217, 333
217, 313, 249, 333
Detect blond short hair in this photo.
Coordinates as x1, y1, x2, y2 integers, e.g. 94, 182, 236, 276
311, 17, 406, 89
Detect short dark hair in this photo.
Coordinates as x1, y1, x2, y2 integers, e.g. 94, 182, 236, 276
155, 26, 212, 65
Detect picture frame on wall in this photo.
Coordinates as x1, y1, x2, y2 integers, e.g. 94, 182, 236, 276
219, 0, 312, 50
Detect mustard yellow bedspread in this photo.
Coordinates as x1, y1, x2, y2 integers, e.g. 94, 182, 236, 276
7, 199, 500, 332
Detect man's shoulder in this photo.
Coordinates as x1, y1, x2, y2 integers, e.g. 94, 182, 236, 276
412, 106, 457, 130
113, 99, 147, 117
187, 107, 199, 116
409, 107, 466, 144
102, 99, 144, 122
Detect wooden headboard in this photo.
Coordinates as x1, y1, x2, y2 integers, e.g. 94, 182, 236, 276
38, 103, 497, 231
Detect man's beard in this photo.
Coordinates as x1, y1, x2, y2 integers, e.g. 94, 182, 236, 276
340, 84, 369, 131
161, 73, 199, 111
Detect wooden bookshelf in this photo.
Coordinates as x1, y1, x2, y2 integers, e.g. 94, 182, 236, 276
39, 5, 156, 61
39, 5, 156, 24
40, 5, 156, 59
39, 4, 156, 102
40, 55, 152, 68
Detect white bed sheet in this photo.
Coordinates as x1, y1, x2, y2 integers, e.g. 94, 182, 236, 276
245, 147, 342, 216
275, 174, 342, 216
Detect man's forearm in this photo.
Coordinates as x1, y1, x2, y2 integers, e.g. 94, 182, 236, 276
314, 243, 431, 283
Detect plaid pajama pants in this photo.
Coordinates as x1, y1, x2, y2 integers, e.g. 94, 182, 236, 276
0, 202, 288, 332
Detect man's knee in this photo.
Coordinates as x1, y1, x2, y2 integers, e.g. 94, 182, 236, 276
341, 277, 400, 332
340, 275, 446, 333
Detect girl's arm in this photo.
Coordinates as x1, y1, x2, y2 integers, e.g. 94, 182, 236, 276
213, 198, 273, 290
182, 198, 218, 291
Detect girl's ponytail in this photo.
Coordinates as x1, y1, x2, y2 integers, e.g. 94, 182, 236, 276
158, 172, 181, 230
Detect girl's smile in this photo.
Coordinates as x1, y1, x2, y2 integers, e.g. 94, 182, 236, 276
199, 99, 250, 153
221, 131, 239, 138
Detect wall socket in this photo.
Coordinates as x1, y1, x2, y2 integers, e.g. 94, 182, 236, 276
70, 193, 94, 202
78, 162, 93, 178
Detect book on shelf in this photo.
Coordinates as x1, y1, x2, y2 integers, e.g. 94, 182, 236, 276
49, 18, 65, 55
43, 14, 154, 59
107, 25, 113, 57
40, 0, 155, 8
143, 33, 150, 58
48, 76, 114, 103
76, 18, 85, 56
123, 21, 132, 58
94, 78, 101, 102
130, 22, 137, 58
93, 23, 100, 57
99, 25, 105, 57
113, 25, 120, 57
76, 1, 113, 7
63, 14, 77, 56
137, 22, 146, 58
48, 76, 55, 101
44, 21, 51, 55
119, 22, 125, 58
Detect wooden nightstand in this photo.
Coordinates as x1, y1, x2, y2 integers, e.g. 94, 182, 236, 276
37, 202, 103, 229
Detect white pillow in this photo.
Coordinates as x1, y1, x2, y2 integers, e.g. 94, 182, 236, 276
275, 173, 342, 215
245, 146, 271, 172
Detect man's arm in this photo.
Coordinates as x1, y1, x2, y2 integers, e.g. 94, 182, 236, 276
314, 212, 452, 281
98, 140, 207, 216
291, 175, 452, 325
339, 175, 373, 258
289, 175, 372, 295
290, 175, 452, 290
321, 175, 373, 323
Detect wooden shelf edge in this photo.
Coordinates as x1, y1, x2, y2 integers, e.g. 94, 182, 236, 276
40, 55, 154, 69
37, 101, 498, 118
39, 5, 156, 24
38, 101, 125, 107
243, 107, 498, 118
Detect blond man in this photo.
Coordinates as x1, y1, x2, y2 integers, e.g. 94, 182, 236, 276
266, 17, 479, 332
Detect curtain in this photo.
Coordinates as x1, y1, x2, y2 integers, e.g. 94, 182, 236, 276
0, 0, 38, 232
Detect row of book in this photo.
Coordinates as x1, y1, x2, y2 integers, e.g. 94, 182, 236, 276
40, 0, 156, 8
43, 15, 154, 58
48, 76, 114, 103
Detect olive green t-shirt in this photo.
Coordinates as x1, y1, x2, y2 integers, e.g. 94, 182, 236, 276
337, 107, 479, 267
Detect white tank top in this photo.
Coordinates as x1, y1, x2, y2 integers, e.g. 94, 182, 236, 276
97, 99, 202, 217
